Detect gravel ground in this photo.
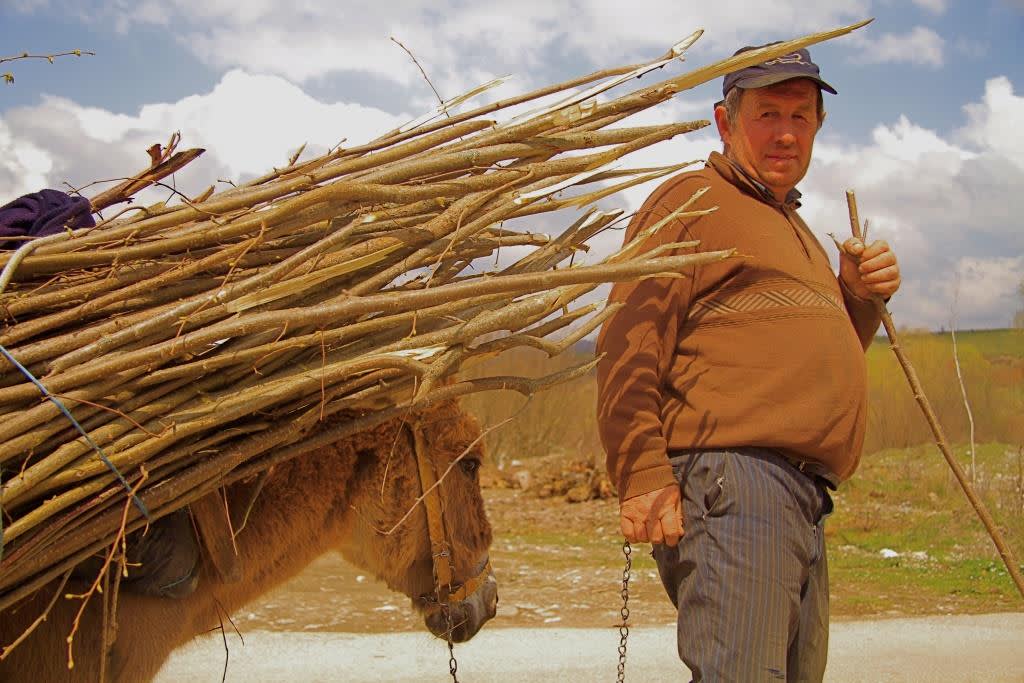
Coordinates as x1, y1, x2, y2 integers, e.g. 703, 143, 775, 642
157, 612, 1024, 682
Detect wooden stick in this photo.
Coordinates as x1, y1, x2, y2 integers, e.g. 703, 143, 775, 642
845, 189, 1024, 599
88, 148, 206, 213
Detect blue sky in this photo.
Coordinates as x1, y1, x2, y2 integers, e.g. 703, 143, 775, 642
1, 1, 1022, 329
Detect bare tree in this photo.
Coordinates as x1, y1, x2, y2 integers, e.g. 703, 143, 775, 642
1014, 278, 1024, 329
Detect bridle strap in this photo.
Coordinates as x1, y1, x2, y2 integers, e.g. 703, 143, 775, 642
410, 422, 491, 605
411, 422, 455, 590
447, 557, 492, 603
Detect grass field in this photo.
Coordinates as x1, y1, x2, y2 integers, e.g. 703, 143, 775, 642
465, 328, 1024, 617
480, 439, 1023, 620
945, 328, 1024, 359
828, 441, 1023, 615
863, 328, 1024, 452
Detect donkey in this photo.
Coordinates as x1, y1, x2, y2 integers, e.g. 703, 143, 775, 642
0, 400, 498, 682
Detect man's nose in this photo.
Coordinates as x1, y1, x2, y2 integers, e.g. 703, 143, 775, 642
776, 129, 797, 146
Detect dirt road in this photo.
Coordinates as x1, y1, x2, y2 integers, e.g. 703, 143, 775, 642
155, 487, 1023, 681
157, 612, 1024, 682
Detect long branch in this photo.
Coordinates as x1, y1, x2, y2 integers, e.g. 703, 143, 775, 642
845, 190, 1024, 600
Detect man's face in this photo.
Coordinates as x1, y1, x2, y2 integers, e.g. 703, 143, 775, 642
715, 78, 822, 202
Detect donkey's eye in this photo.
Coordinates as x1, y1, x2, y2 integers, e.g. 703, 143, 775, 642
459, 458, 481, 477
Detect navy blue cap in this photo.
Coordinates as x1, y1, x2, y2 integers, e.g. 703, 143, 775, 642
722, 44, 837, 98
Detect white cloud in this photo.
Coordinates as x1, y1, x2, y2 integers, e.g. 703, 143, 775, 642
8, 0, 51, 10
0, 70, 408, 206
949, 256, 1024, 325
797, 77, 1024, 329
958, 76, 1024, 171
0, 120, 54, 198
28, 0, 873, 86
849, 26, 945, 67
910, 0, 948, 13
521, 1, 872, 66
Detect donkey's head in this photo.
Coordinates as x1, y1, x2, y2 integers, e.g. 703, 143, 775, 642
337, 400, 497, 642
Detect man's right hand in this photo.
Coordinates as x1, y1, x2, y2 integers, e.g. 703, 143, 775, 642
619, 484, 684, 547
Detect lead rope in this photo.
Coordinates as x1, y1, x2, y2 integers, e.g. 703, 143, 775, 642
616, 540, 632, 683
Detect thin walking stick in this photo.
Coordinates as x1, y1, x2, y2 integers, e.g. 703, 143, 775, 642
845, 190, 1024, 599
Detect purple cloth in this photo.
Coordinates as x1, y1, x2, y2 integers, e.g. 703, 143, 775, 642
0, 189, 95, 248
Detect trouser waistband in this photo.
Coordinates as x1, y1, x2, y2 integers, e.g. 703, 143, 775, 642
667, 447, 839, 490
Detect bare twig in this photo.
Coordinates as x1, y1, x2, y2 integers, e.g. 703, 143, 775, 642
390, 37, 446, 109
1, 50, 94, 84
1016, 446, 1024, 515
64, 469, 147, 670
950, 274, 977, 484
0, 570, 72, 660
361, 413, 516, 537
88, 146, 206, 213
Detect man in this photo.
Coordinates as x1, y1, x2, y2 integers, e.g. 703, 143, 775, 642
596, 44, 901, 682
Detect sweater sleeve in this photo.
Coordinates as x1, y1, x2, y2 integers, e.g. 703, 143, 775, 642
839, 276, 883, 350
596, 181, 701, 501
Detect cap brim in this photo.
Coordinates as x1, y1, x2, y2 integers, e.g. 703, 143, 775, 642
734, 72, 838, 95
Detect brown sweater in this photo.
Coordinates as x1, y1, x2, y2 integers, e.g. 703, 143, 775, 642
596, 152, 881, 500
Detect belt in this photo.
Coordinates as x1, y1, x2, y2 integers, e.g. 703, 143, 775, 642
779, 453, 839, 490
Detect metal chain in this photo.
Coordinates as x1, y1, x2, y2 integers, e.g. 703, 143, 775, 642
441, 547, 460, 683
447, 638, 459, 682
616, 539, 632, 683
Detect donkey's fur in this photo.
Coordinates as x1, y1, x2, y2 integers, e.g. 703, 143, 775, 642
0, 400, 493, 682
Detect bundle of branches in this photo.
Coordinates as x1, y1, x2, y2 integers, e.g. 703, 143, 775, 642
0, 22, 865, 608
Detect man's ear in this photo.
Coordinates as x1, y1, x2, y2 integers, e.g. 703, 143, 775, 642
818, 109, 827, 131
714, 104, 732, 147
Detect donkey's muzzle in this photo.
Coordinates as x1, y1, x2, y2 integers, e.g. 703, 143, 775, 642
424, 566, 498, 643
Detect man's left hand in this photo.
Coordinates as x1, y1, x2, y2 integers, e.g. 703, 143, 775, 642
839, 238, 901, 300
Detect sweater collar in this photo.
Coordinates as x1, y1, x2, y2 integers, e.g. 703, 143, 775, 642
706, 151, 803, 209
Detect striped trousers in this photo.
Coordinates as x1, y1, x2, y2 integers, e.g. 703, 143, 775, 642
652, 448, 834, 682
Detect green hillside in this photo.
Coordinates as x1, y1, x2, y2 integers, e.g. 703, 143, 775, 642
863, 328, 1023, 454
869, 328, 1024, 361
